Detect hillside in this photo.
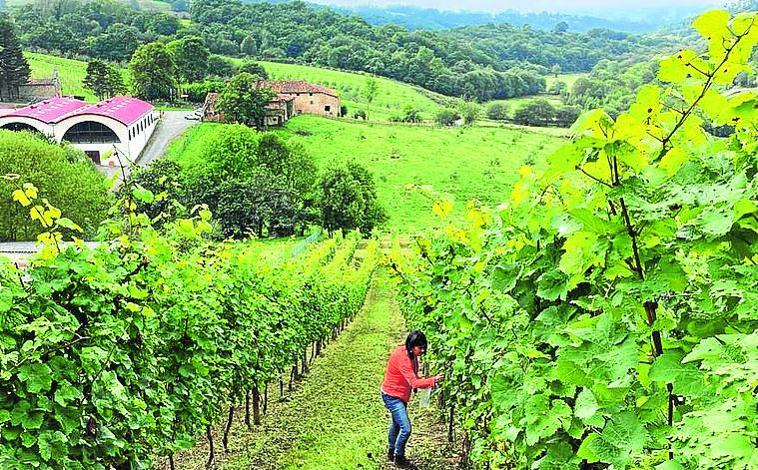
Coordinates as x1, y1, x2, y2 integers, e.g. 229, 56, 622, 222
166, 116, 565, 232
25, 52, 130, 102
257, 61, 449, 121
334, 4, 683, 33
8, 0, 687, 103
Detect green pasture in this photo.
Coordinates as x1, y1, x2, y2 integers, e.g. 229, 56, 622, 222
166, 116, 565, 232
251, 60, 451, 121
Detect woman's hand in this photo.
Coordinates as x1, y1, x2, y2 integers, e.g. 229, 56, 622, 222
433, 374, 444, 386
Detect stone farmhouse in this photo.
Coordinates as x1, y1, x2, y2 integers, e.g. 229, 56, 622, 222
0, 96, 157, 166
261, 80, 341, 119
18, 69, 63, 102
202, 80, 340, 126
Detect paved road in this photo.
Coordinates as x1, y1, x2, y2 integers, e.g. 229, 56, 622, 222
138, 110, 200, 167
101, 110, 200, 183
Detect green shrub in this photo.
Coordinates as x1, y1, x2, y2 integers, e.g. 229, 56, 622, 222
180, 125, 317, 238
183, 80, 226, 103
435, 108, 459, 126
0, 131, 113, 241
486, 102, 509, 120
318, 161, 387, 235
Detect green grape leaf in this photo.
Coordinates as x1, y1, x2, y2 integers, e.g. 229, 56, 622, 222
584, 412, 647, 467
649, 351, 706, 396
693, 10, 730, 58
53, 381, 83, 406
37, 430, 66, 461
658, 147, 688, 176
16, 363, 53, 394
132, 185, 155, 204
574, 388, 599, 421
537, 269, 568, 301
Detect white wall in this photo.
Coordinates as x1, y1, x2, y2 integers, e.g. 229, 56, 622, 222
55, 112, 158, 167
0, 117, 53, 136
0, 111, 159, 167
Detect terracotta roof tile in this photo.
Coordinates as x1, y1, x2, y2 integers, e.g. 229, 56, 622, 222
257, 80, 338, 98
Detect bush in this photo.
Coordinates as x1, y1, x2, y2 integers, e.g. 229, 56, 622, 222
555, 105, 582, 127
207, 55, 236, 79
513, 99, 556, 127
458, 100, 481, 126
549, 80, 568, 95
353, 109, 367, 120
340, 105, 348, 117
318, 161, 387, 234
181, 126, 317, 238
486, 102, 509, 120
237, 61, 268, 79
435, 108, 459, 126
121, 160, 186, 227
182, 80, 226, 103
401, 105, 423, 123
0, 131, 113, 241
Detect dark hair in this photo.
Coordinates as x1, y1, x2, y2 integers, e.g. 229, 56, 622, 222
405, 331, 427, 374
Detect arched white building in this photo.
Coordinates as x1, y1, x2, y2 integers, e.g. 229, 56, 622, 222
0, 96, 158, 166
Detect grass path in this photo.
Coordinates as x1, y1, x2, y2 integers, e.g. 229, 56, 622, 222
169, 269, 459, 470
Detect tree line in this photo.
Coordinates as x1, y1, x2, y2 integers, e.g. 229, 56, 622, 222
8, 0, 680, 102
127, 126, 386, 239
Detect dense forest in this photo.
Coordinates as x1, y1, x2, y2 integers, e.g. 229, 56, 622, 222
9, 0, 682, 101
334, 4, 691, 33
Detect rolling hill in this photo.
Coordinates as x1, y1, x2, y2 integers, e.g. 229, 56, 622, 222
251, 60, 450, 121
166, 116, 566, 232
25, 52, 130, 102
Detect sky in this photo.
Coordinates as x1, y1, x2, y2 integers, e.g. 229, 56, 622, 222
314, 0, 726, 14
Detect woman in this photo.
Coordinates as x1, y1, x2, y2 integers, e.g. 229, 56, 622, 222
380, 331, 443, 469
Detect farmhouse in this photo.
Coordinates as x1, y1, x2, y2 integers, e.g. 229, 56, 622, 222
260, 80, 340, 118
0, 96, 157, 166
202, 80, 340, 126
17, 69, 62, 102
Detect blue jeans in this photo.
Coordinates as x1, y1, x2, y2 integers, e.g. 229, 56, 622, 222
382, 392, 411, 458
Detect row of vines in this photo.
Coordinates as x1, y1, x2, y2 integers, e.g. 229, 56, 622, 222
0, 177, 378, 468
392, 10, 758, 470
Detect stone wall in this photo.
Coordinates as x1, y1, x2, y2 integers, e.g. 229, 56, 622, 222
291, 92, 340, 117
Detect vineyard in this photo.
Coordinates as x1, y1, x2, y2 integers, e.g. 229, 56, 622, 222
2, 8, 758, 470
0, 180, 378, 468
391, 10, 758, 470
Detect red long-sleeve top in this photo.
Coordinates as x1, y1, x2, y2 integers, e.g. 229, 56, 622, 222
381, 345, 436, 403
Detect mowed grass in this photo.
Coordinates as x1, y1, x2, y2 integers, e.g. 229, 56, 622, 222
546, 72, 587, 90
252, 60, 450, 121
166, 116, 565, 232
25, 52, 130, 102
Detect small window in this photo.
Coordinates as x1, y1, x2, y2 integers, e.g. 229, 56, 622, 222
310, 100, 314, 105
309, 92, 313, 96
324, 105, 331, 112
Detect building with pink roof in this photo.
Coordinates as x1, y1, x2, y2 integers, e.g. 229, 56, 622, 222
0, 96, 158, 167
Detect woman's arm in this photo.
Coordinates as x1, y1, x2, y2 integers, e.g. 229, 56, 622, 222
398, 357, 437, 389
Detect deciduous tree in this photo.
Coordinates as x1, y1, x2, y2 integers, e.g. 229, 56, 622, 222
216, 72, 275, 129
129, 42, 176, 101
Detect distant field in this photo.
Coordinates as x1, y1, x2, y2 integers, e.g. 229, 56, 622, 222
482, 73, 585, 118
167, 116, 565, 232
249, 60, 450, 121
546, 72, 587, 90
25, 52, 130, 102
